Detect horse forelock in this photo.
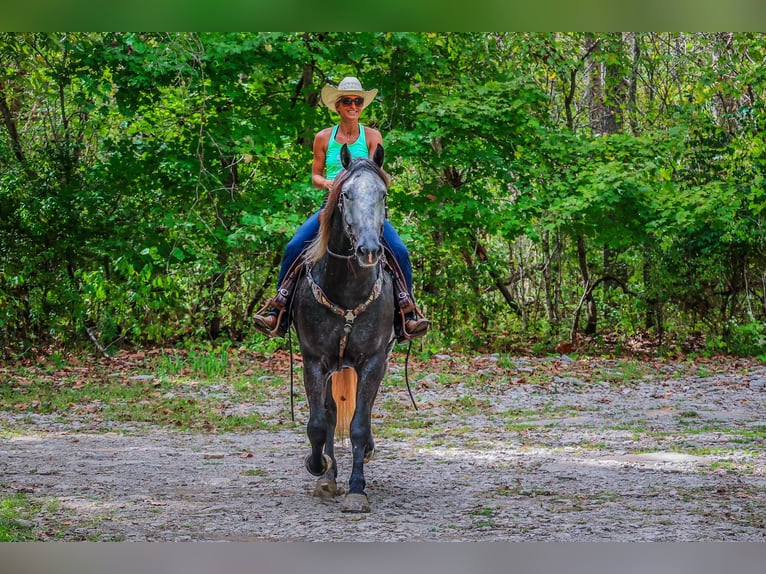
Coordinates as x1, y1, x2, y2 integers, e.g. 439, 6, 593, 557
306, 159, 389, 264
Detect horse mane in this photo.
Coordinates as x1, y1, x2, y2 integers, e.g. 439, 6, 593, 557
305, 158, 390, 264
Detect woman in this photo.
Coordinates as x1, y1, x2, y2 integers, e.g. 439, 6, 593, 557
253, 76, 429, 341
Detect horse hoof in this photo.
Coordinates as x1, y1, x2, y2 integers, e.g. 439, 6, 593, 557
341, 493, 370, 513
363, 446, 375, 463
313, 478, 338, 499
305, 453, 333, 477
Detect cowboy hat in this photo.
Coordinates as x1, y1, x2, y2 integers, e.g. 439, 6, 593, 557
320, 77, 378, 111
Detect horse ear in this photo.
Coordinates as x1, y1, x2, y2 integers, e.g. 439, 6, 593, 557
340, 144, 352, 169
372, 144, 384, 168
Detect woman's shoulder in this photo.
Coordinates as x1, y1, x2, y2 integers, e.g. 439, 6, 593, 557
313, 126, 335, 150
363, 126, 383, 147
315, 126, 335, 140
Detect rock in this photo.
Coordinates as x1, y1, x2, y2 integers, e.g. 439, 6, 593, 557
553, 377, 585, 387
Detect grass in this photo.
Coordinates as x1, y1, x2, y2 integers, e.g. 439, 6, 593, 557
470, 506, 497, 529
0, 493, 61, 541
590, 359, 653, 385
0, 346, 288, 433
1, 377, 280, 432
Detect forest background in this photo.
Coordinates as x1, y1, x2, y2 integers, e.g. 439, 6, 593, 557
1, 32, 766, 359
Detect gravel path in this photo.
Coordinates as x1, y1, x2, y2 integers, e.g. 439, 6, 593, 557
2, 356, 765, 541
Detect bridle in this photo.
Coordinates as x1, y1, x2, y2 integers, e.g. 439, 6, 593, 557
334, 184, 389, 258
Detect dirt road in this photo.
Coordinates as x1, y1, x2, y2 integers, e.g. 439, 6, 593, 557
2, 355, 765, 541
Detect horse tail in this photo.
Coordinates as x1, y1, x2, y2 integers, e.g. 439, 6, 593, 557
331, 368, 357, 441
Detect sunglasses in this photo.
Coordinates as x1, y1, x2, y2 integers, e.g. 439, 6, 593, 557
339, 97, 365, 107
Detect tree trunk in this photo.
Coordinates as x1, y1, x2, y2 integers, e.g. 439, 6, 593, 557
712, 32, 737, 136
577, 235, 597, 336
206, 155, 239, 339
627, 32, 641, 135
471, 236, 522, 317
541, 230, 561, 330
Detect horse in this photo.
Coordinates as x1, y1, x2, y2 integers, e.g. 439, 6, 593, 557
291, 143, 395, 513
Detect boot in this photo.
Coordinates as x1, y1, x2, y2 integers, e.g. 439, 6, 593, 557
384, 247, 430, 343
253, 306, 288, 338
252, 254, 306, 338
404, 312, 429, 339
395, 308, 430, 343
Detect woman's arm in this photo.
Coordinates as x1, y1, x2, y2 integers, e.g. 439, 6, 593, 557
311, 129, 333, 191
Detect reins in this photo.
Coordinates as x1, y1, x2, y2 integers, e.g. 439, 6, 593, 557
403, 340, 418, 411
326, 246, 355, 260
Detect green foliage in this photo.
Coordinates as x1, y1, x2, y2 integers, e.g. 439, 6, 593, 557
2, 33, 766, 356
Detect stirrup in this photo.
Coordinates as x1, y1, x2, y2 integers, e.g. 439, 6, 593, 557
395, 309, 429, 343
253, 304, 288, 338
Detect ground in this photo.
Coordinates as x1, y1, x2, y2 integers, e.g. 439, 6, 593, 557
1, 352, 765, 541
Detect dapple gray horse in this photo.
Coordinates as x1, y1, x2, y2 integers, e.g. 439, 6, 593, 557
292, 143, 394, 513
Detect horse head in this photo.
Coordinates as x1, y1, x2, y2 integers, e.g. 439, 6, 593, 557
337, 143, 388, 268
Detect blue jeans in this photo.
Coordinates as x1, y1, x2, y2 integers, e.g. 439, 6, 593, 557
277, 210, 413, 293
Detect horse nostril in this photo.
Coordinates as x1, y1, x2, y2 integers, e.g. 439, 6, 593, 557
356, 245, 381, 265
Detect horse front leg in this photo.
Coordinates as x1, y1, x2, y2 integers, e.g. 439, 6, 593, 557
312, 383, 340, 499
303, 361, 339, 499
341, 356, 387, 513
303, 362, 333, 475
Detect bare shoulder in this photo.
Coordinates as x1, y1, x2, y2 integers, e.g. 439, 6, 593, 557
313, 127, 333, 152
315, 127, 333, 144
364, 126, 383, 149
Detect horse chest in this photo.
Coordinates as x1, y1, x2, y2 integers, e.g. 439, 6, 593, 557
293, 279, 394, 361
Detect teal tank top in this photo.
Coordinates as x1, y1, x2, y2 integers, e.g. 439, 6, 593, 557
325, 125, 368, 181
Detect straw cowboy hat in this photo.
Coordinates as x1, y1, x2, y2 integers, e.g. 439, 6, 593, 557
320, 77, 378, 111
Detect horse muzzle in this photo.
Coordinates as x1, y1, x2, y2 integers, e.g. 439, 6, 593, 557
355, 242, 383, 268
